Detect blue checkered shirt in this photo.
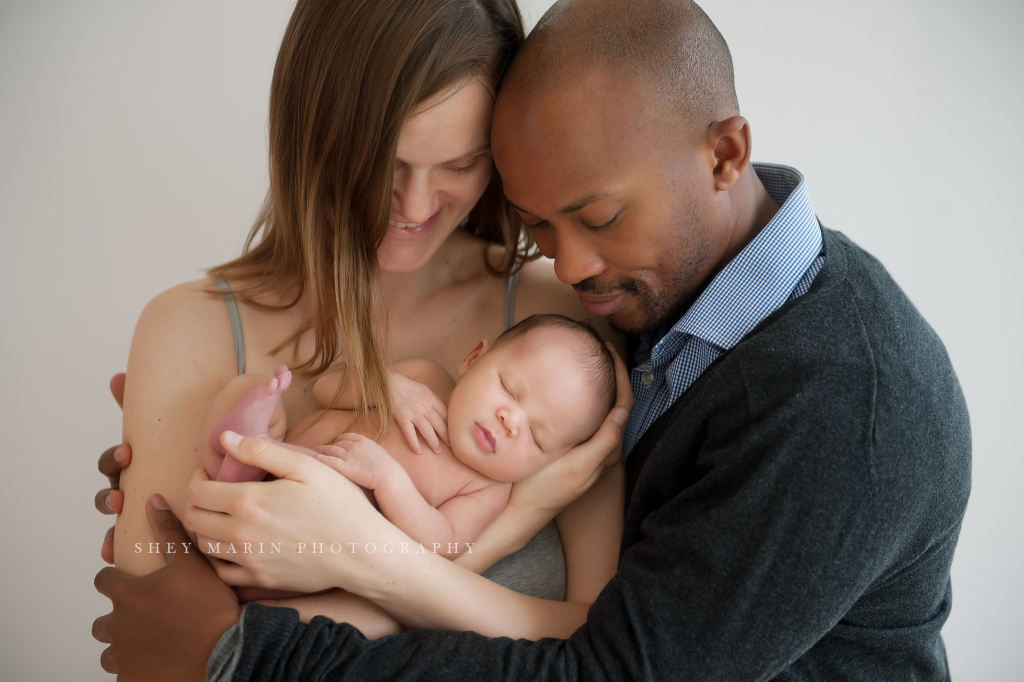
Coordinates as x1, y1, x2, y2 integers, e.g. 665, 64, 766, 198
623, 163, 825, 457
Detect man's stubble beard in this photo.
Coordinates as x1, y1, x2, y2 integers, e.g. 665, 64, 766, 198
604, 215, 716, 337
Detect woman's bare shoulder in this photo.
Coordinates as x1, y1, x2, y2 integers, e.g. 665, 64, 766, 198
117, 278, 239, 573
514, 259, 626, 354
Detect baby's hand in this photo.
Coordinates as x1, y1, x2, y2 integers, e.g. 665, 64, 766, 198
315, 433, 399, 491
390, 372, 449, 455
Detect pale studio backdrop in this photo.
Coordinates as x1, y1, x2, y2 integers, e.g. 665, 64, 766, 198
1, 1, 1020, 680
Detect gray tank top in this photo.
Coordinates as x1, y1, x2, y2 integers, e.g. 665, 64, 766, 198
212, 273, 567, 601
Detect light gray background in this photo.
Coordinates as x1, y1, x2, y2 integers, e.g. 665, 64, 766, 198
1, 1, 1020, 679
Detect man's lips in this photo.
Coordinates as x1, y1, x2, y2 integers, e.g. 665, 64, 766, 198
574, 290, 627, 316
474, 423, 496, 453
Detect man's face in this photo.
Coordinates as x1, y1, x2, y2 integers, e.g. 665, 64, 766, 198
493, 68, 729, 334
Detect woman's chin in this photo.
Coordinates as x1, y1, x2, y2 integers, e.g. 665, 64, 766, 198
378, 237, 450, 274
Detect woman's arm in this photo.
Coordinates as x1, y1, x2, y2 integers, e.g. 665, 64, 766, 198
115, 280, 240, 574
185, 349, 632, 640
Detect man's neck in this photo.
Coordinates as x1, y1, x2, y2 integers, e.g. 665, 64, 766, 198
718, 165, 781, 274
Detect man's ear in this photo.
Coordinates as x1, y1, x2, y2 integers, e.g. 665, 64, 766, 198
706, 115, 751, 192
457, 339, 491, 377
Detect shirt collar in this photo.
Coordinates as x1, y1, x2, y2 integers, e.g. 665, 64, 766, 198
641, 163, 822, 366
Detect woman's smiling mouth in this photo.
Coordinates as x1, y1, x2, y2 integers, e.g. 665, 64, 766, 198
474, 423, 496, 453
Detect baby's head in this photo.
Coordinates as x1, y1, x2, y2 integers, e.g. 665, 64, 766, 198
447, 314, 616, 482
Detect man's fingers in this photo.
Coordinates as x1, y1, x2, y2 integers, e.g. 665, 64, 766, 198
99, 646, 117, 674
607, 342, 635, 412
109, 372, 126, 410
101, 525, 116, 564
92, 613, 111, 644
222, 432, 314, 480
98, 444, 130, 485
95, 488, 122, 515
145, 495, 196, 565
94, 566, 130, 598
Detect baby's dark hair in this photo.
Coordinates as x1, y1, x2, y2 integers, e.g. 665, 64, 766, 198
492, 314, 616, 411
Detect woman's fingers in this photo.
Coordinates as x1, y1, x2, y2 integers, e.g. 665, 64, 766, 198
208, 555, 258, 587
183, 503, 238, 544
220, 432, 315, 481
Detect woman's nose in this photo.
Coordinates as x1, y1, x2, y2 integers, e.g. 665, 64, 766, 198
392, 170, 436, 224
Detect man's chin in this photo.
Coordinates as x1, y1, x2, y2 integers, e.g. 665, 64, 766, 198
607, 307, 665, 336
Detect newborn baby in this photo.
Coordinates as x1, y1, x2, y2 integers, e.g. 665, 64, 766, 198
201, 314, 615, 566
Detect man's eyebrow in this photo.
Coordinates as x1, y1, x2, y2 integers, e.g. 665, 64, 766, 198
505, 191, 621, 218
440, 145, 490, 166
558, 191, 620, 215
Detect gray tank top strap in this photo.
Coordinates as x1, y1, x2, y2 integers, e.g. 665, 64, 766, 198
213, 278, 245, 376
504, 271, 519, 331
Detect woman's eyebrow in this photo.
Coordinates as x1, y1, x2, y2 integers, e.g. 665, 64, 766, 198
441, 145, 490, 165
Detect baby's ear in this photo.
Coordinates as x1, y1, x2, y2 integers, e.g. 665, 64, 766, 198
457, 339, 491, 377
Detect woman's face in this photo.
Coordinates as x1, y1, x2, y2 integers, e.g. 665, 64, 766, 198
378, 79, 495, 274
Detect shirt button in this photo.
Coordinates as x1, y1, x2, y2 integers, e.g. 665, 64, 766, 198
641, 371, 655, 386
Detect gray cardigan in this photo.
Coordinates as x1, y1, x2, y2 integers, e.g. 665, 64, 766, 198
218, 227, 971, 681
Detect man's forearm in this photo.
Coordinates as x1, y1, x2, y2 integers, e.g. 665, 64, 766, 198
228, 603, 603, 682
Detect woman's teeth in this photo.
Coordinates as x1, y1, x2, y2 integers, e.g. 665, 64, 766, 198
389, 220, 425, 229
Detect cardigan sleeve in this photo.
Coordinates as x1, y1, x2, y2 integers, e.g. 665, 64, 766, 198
223, 372, 908, 681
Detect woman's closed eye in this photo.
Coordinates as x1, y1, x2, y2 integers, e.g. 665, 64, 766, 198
443, 155, 483, 174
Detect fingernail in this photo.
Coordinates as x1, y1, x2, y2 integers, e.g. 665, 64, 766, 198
151, 494, 169, 511
113, 446, 125, 463
222, 430, 243, 446
612, 407, 629, 426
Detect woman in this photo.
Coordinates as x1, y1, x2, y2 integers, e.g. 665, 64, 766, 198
99, 0, 630, 640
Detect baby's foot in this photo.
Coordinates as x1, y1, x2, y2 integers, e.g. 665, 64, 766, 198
209, 366, 291, 482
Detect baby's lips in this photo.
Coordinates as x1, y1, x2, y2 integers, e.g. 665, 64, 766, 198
474, 423, 496, 453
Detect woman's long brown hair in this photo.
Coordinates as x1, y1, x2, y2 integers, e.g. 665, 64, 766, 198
208, 0, 531, 439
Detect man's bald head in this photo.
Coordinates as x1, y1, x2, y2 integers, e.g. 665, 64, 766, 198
504, 0, 739, 134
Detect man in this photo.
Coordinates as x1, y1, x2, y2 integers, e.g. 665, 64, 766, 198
93, 0, 971, 679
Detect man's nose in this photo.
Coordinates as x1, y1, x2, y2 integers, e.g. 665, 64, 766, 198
392, 171, 436, 224
546, 226, 606, 286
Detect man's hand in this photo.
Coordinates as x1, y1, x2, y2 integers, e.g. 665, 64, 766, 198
96, 372, 131, 564
507, 343, 633, 516
93, 494, 242, 681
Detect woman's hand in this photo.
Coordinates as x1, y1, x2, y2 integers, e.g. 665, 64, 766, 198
390, 371, 449, 454
96, 373, 131, 564
507, 343, 633, 518
184, 432, 412, 595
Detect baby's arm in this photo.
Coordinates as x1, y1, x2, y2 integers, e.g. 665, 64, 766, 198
313, 358, 454, 455
316, 435, 511, 558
